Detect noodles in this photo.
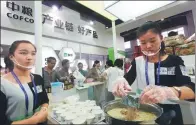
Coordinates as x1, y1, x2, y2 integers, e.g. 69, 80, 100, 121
126, 107, 138, 120
107, 107, 156, 121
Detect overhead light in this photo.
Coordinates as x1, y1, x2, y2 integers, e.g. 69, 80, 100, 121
106, 26, 108, 29
161, 18, 164, 21
52, 5, 58, 11
105, 1, 175, 22
90, 21, 94, 25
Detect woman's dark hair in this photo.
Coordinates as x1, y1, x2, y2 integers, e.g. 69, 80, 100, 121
106, 60, 113, 67
114, 59, 123, 68
137, 21, 166, 55
47, 57, 56, 63
78, 62, 83, 66
137, 21, 162, 38
4, 56, 14, 71
62, 59, 69, 66
9, 40, 37, 56
93, 60, 100, 67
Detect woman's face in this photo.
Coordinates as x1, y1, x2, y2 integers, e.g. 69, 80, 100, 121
138, 30, 163, 55
10, 43, 36, 70
96, 63, 100, 69
78, 63, 83, 70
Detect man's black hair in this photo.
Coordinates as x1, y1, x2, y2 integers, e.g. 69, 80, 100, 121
47, 57, 56, 63
62, 59, 69, 66
114, 59, 123, 68
106, 60, 114, 67
168, 31, 178, 37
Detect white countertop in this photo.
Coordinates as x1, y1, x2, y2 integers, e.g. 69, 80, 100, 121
75, 81, 105, 90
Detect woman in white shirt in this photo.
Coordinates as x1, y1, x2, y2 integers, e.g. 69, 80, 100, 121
102, 59, 124, 102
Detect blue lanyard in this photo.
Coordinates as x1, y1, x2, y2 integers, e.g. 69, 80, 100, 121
145, 56, 161, 85
11, 71, 37, 116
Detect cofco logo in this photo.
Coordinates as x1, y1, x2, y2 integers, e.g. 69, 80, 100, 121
6, 1, 34, 24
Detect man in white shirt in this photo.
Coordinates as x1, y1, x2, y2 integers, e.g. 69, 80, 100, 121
102, 59, 124, 102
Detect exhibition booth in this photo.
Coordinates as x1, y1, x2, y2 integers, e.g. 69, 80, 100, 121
0, 1, 196, 125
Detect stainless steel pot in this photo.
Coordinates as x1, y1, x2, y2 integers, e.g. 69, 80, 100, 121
103, 99, 163, 125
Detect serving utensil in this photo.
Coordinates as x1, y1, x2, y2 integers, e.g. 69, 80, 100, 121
122, 89, 142, 108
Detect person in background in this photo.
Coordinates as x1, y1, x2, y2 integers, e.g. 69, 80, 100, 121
1, 56, 14, 76
42, 57, 60, 92
85, 60, 101, 100
124, 58, 131, 73
0, 40, 49, 125
112, 21, 195, 125
86, 60, 101, 81
168, 31, 178, 37
57, 59, 75, 83
105, 60, 114, 69
102, 59, 124, 102
77, 62, 88, 77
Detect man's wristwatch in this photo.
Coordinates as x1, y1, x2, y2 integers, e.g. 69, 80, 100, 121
173, 86, 181, 98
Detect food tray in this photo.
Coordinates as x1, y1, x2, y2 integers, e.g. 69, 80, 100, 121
175, 41, 195, 56
50, 112, 105, 124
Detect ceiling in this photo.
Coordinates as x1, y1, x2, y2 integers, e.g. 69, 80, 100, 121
42, 0, 123, 28
121, 11, 191, 42
76, 1, 118, 21
109, 1, 196, 34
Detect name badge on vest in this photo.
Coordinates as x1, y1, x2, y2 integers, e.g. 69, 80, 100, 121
167, 67, 175, 75
159, 67, 168, 75
33, 85, 43, 93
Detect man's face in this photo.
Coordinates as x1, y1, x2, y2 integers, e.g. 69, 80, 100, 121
63, 62, 70, 69
48, 60, 56, 69
78, 64, 83, 70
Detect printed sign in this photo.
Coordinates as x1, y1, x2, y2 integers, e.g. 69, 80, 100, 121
58, 48, 76, 62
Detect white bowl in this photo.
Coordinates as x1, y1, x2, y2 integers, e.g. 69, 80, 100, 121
52, 107, 62, 117
92, 106, 101, 110
92, 109, 103, 122
85, 100, 91, 103
75, 111, 87, 117
90, 100, 96, 105
65, 113, 77, 124
66, 105, 75, 112
83, 107, 92, 113
56, 110, 65, 121
72, 116, 86, 125
60, 105, 68, 109
71, 108, 81, 114
86, 113, 95, 124
60, 113, 67, 122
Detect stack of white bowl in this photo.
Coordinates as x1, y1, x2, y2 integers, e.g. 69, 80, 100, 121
51, 100, 104, 124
